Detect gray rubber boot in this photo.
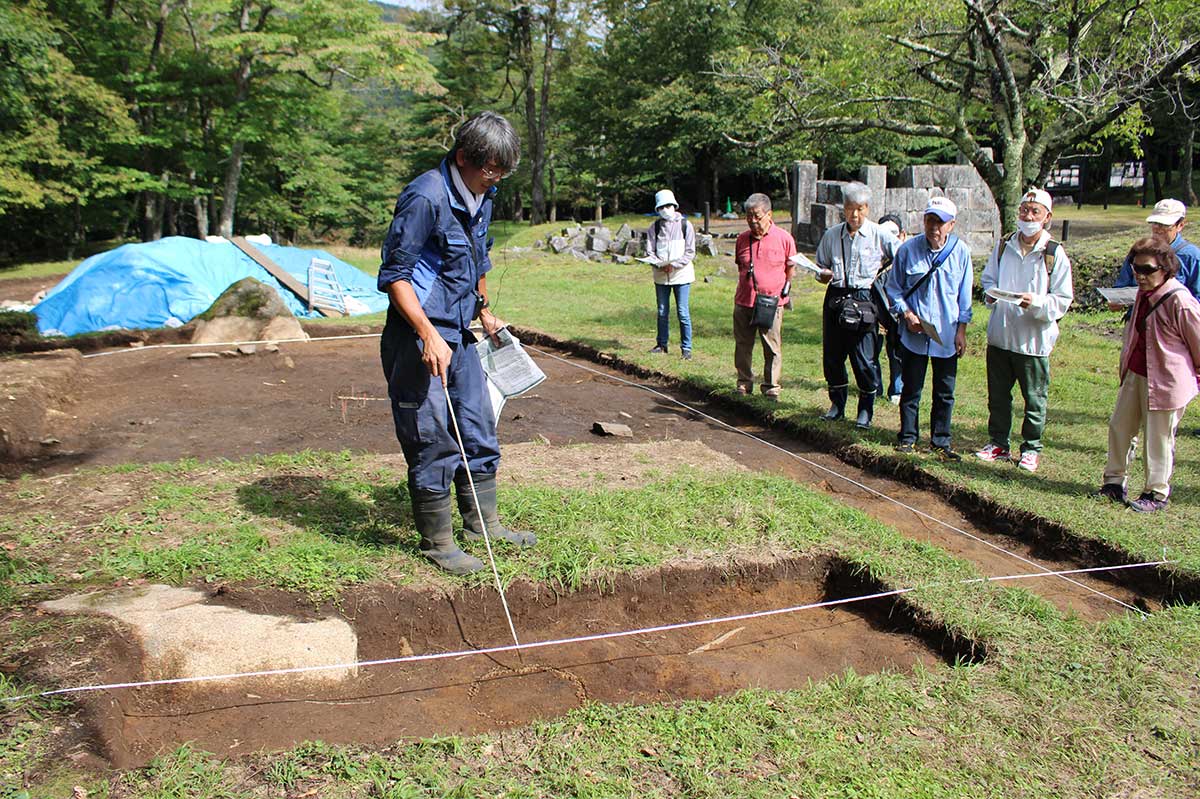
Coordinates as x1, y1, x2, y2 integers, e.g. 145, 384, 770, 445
455, 473, 537, 547
413, 489, 483, 575
855, 392, 875, 430
820, 387, 848, 421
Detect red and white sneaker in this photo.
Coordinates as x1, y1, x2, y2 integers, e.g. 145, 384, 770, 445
1017, 451, 1039, 472
974, 443, 1010, 462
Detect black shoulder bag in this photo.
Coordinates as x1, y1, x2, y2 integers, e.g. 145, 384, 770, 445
748, 254, 780, 329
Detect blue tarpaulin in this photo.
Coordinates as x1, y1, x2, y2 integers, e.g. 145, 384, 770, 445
33, 237, 388, 336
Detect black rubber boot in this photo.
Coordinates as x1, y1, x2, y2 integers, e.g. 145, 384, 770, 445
820, 387, 848, 421
455, 473, 537, 547
855, 392, 875, 430
412, 489, 483, 575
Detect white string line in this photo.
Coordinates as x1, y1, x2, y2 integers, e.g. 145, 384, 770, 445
0, 561, 1170, 705
79, 332, 380, 359
442, 384, 521, 650
78, 331, 1147, 614
525, 345, 1147, 616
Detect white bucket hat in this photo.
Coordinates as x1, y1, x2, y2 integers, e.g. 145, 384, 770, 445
654, 189, 678, 210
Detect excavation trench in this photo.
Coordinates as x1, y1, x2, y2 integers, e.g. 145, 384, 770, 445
7, 334, 1169, 615
53, 556, 971, 769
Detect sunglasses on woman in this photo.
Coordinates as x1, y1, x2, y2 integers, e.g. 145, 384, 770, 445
1132, 261, 1162, 276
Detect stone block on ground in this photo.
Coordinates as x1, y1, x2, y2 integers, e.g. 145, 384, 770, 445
615, 223, 633, 240
550, 236, 571, 253
698, 234, 719, 257
260, 316, 308, 343
587, 235, 610, 253
41, 585, 358, 688
612, 254, 632, 264
592, 421, 633, 437
190, 316, 262, 345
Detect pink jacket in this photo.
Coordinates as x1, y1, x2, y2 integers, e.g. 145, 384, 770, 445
1119, 277, 1200, 410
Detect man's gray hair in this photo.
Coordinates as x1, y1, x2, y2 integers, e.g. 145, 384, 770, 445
744, 193, 772, 213
842, 182, 871, 207
452, 111, 521, 172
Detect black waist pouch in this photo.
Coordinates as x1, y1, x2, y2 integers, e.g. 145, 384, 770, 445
835, 295, 877, 332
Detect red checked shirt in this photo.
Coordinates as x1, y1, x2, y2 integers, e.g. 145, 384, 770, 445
734, 225, 796, 308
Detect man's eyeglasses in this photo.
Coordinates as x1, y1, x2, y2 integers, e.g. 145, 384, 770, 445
1132, 261, 1162, 276
480, 163, 510, 180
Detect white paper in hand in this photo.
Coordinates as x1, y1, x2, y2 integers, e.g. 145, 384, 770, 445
985, 287, 1025, 305
787, 253, 823, 276
475, 328, 547, 421
1096, 286, 1138, 307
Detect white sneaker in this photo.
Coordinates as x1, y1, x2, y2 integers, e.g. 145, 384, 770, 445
975, 443, 1010, 462
1017, 451, 1039, 472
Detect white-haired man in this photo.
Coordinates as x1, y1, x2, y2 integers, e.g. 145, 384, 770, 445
976, 188, 1074, 473
815, 181, 899, 429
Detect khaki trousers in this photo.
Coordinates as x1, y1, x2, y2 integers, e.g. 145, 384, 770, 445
733, 303, 783, 396
1103, 373, 1185, 499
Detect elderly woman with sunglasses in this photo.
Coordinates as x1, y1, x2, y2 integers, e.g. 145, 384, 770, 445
1098, 237, 1200, 512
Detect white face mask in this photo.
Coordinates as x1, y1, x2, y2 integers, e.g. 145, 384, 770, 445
658, 207, 675, 221
1016, 219, 1044, 238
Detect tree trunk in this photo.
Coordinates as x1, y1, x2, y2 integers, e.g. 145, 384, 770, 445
1184, 128, 1198, 207
218, 139, 245, 238
548, 152, 557, 223
218, 6, 255, 238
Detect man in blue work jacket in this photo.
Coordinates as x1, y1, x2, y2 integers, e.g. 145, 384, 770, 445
883, 197, 974, 461
378, 111, 535, 575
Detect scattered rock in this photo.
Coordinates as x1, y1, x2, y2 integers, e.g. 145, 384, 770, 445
263, 343, 280, 354
283, 356, 295, 369
187, 352, 220, 360
236, 344, 257, 356
591, 421, 633, 437
219, 350, 239, 358
259, 316, 307, 342
191, 316, 262, 345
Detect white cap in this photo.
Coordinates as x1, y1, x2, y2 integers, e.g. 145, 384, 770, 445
1146, 198, 1186, 225
924, 196, 957, 222
654, 189, 678, 210
878, 220, 901, 238
1020, 188, 1053, 213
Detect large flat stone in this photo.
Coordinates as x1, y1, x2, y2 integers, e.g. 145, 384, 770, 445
41, 584, 358, 688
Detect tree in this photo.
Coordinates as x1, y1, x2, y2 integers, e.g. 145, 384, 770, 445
194, 0, 440, 237
718, 0, 1200, 229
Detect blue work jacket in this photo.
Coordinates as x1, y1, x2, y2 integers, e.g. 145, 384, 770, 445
378, 159, 496, 344
884, 235, 974, 359
1114, 234, 1200, 301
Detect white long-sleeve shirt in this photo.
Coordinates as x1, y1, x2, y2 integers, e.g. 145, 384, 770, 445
980, 230, 1074, 357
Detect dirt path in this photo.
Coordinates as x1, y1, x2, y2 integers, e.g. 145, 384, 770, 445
21, 335, 1147, 621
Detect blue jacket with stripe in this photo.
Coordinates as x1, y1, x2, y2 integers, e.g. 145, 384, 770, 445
378, 159, 496, 345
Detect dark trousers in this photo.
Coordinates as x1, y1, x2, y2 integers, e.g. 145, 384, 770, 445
873, 324, 904, 398
898, 344, 958, 448
822, 286, 879, 396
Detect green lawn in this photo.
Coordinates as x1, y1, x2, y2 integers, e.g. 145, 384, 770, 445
3, 206, 1199, 797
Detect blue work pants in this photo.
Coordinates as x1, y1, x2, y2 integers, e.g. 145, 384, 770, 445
381, 329, 500, 494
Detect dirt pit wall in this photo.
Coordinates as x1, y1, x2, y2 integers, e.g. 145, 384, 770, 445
45, 556, 977, 768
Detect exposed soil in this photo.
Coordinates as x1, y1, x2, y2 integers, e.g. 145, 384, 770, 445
0, 274, 64, 305
0, 329, 1175, 768
3, 334, 1160, 619
42, 557, 964, 768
